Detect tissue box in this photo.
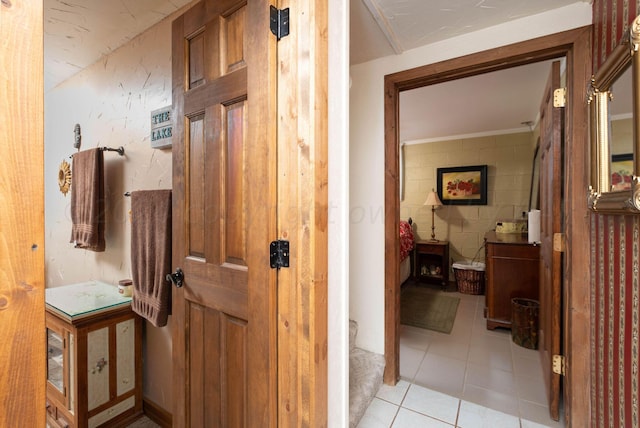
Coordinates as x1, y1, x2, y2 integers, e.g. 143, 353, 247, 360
495, 220, 527, 234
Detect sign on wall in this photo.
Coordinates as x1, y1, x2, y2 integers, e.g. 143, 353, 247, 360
150, 106, 172, 149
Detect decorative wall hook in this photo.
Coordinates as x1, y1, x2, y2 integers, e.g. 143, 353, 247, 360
73, 124, 81, 151
58, 159, 72, 196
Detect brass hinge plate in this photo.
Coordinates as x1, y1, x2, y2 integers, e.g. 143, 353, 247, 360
553, 88, 567, 108
552, 354, 566, 376
553, 232, 566, 252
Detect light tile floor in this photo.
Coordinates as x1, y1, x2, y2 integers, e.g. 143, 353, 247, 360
357, 283, 565, 428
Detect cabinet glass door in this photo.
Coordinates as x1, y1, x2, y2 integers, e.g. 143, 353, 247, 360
47, 328, 64, 393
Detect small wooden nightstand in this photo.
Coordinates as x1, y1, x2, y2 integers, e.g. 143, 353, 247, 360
414, 240, 449, 288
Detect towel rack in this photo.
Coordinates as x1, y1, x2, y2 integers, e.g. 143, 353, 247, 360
100, 146, 125, 156
69, 146, 125, 158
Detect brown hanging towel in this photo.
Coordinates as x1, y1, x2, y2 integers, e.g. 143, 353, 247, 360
130, 190, 172, 327
69, 148, 105, 252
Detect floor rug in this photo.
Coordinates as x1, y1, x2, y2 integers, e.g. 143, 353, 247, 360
401, 287, 460, 334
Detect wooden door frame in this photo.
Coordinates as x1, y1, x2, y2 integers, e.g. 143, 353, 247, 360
383, 26, 592, 426
0, 0, 46, 425
275, 0, 329, 426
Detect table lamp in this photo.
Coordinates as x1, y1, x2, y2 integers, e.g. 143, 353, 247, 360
424, 189, 443, 241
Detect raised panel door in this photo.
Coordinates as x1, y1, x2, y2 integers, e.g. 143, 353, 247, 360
171, 1, 277, 426
538, 60, 563, 421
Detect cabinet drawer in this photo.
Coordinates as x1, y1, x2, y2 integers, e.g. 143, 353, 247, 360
416, 243, 446, 255
46, 398, 57, 420
488, 243, 539, 259
46, 399, 72, 428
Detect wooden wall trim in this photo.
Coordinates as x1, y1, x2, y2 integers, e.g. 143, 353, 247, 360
383, 76, 401, 385
0, 1, 45, 426
562, 25, 593, 428
384, 26, 592, 426
143, 398, 173, 428
277, 0, 329, 426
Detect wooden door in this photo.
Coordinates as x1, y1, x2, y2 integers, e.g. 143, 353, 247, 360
0, 0, 45, 426
538, 60, 563, 421
171, 0, 277, 426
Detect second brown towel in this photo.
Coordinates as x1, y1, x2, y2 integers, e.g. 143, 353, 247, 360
130, 189, 172, 327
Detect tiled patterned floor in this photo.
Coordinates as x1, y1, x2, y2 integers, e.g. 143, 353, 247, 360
357, 283, 565, 428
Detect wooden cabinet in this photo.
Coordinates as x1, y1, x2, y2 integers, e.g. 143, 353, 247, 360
414, 240, 449, 288
484, 232, 540, 330
46, 281, 142, 428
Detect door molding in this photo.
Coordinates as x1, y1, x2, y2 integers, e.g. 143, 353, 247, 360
0, 1, 46, 425
383, 26, 592, 426
276, 1, 329, 426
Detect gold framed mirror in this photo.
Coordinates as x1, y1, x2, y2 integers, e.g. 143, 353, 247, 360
588, 15, 640, 214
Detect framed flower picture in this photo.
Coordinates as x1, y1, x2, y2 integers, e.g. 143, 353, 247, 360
437, 165, 488, 205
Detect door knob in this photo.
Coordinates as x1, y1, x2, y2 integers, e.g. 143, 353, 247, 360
166, 268, 184, 287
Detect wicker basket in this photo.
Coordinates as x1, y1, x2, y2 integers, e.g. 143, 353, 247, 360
452, 262, 485, 295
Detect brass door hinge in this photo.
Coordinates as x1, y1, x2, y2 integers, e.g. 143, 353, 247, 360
553, 88, 567, 108
553, 232, 566, 252
552, 354, 565, 376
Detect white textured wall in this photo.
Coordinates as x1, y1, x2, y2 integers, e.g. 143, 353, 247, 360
349, 2, 592, 354
45, 13, 176, 411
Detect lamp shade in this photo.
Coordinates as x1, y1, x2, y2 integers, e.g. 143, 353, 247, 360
424, 190, 442, 207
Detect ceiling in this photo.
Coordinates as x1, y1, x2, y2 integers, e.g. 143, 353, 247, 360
44, 0, 193, 92
44, 0, 592, 140
398, 59, 559, 142
349, 0, 590, 66
349, 0, 591, 141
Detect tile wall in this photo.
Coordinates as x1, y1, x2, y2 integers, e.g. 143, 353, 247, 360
400, 132, 536, 264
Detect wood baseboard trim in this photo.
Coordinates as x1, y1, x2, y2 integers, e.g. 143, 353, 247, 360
143, 398, 172, 428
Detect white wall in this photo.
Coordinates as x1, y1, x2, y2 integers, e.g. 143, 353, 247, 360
328, 0, 350, 425
349, 2, 592, 354
45, 13, 177, 411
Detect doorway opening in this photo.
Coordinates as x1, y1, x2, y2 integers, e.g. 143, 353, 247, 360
394, 58, 559, 420
383, 26, 592, 425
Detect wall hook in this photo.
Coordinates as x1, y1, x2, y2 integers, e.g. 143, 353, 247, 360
73, 124, 81, 151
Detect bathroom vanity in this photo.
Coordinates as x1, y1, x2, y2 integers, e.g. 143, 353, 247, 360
45, 281, 142, 428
